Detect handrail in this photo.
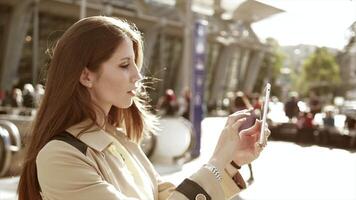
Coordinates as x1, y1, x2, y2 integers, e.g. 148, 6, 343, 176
0, 120, 21, 152
0, 120, 21, 177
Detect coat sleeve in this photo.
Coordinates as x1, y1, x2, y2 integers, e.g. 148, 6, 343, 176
36, 141, 137, 200
157, 163, 246, 200
136, 144, 246, 200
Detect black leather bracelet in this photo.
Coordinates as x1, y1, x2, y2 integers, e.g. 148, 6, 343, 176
231, 161, 241, 169
176, 179, 211, 200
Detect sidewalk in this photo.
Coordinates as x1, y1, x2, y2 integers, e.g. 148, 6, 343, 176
0, 176, 18, 200
157, 117, 356, 200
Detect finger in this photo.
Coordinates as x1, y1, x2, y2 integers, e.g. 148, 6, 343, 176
229, 108, 253, 117
255, 142, 262, 151
240, 120, 261, 136
262, 127, 271, 138
254, 142, 263, 156
262, 128, 271, 147
226, 112, 251, 126
231, 118, 248, 137
265, 128, 271, 138
260, 129, 270, 147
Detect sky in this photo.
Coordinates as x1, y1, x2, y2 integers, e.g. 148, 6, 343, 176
160, 0, 356, 49
249, 0, 356, 49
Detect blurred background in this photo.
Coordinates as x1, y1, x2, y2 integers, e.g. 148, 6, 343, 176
0, 0, 355, 199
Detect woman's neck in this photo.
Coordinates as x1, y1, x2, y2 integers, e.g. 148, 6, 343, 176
94, 108, 108, 130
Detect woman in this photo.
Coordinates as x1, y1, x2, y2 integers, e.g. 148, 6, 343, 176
18, 16, 269, 200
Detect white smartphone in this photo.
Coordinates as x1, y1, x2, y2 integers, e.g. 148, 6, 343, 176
259, 83, 271, 145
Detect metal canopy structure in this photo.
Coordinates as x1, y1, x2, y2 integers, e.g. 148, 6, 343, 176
232, 0, 284, 23
204, 0, 284, 106
0, 0, 284, 106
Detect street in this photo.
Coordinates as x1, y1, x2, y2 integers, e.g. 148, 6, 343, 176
158, 117, 356, 200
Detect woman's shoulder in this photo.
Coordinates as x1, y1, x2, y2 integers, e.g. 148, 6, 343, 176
37, 137, 88, 166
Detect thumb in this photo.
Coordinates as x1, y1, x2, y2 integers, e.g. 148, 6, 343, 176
232, 118, 247, 139
241, 120, 261, 136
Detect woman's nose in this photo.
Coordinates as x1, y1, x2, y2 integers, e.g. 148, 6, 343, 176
131, 68, 143, 85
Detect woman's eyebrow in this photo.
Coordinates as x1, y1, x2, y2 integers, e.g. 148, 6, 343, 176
120, 57, 130, 62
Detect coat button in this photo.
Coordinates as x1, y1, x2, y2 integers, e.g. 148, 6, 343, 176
195, 193, 207, 200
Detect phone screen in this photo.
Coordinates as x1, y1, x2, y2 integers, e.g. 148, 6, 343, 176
259, 83, 271, 144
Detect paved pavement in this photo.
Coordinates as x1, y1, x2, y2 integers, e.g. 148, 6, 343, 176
0, 176, 18, 200
158, 117, 356, 200
1, 117, 356, 200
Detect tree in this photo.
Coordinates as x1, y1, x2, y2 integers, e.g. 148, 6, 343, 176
297, 47, 341, 96
253, 38, 284, 97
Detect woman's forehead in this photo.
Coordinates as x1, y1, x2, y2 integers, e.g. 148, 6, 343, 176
110, 37, 135, 61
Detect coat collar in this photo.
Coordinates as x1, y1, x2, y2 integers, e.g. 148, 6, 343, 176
65, 119, 127, 152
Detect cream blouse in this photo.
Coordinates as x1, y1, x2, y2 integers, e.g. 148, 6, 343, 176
106, 134, 154, 200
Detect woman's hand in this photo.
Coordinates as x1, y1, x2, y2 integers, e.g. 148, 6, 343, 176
232, 120, 271, 166
208, 110, 251, 170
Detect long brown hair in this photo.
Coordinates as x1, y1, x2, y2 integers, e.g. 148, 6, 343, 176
18, 16, 156, 200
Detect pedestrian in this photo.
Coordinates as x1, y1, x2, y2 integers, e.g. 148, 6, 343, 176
156, 89, 179, 116
22, 83, 36, 108
308, 91, 322, 117
345, 115, 356, 147
320, 106, 336, 145
18, 16, 270, 200
250, 93, 262, 111
284, 92, 300, 121
178, 87, 191, 120
34, 83, 45, 107
296, 111, 315, 143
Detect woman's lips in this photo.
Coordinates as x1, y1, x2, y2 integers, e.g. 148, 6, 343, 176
128, 90, 135, 96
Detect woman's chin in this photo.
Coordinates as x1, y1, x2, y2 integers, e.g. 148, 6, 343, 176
115, 100, 133, 109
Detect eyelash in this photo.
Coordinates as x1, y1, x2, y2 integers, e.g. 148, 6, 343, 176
120, 64, 129, 69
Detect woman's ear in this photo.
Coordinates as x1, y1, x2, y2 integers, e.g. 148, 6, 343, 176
79, 67, 95, 88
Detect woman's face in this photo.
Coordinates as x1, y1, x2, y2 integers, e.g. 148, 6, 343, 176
88, 37, 142, 113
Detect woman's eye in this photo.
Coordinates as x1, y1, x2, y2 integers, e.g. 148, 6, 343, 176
119, 64, 129, 69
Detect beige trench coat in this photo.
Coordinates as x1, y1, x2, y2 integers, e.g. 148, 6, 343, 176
36, 120, 246, 200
